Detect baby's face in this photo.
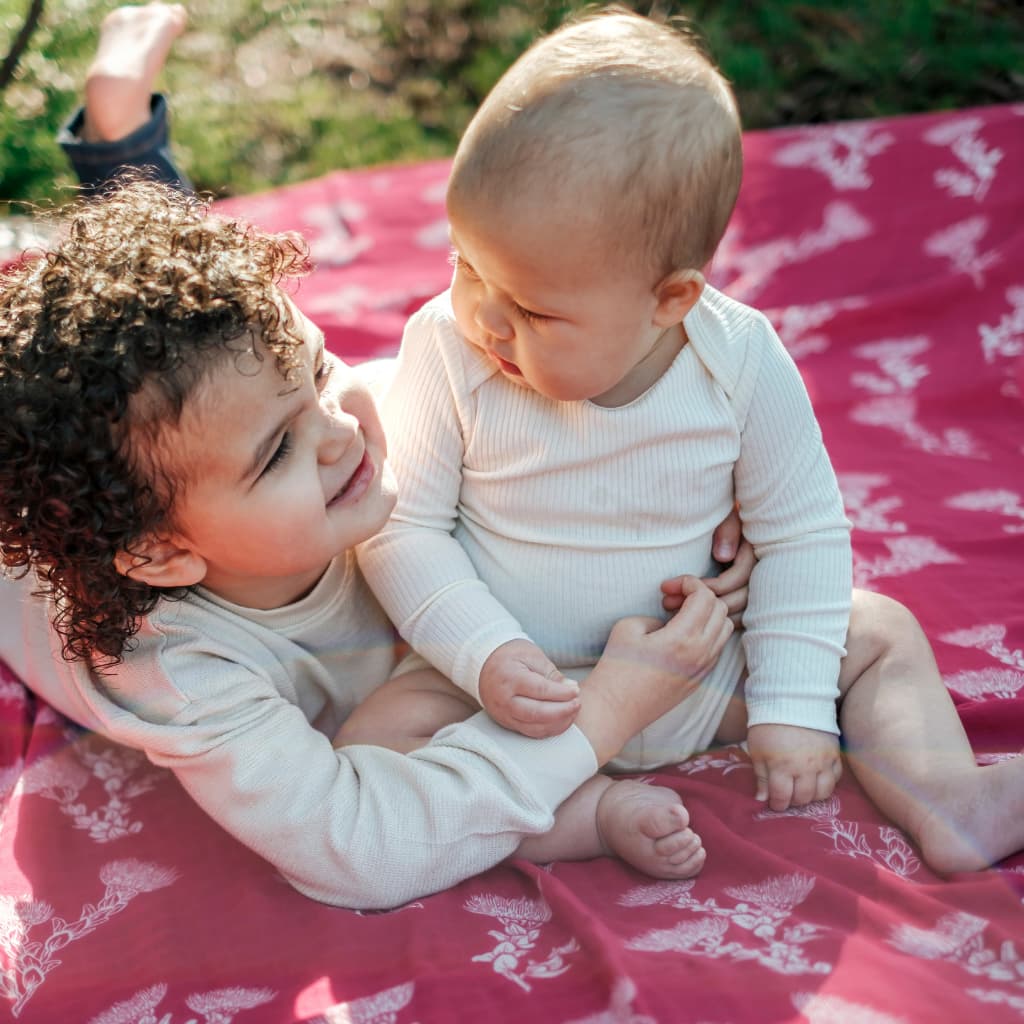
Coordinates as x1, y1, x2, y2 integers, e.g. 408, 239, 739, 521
447, 199, 681, 407
159, 300, 396, 609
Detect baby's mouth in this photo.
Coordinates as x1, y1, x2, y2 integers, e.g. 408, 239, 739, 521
491, 352, 522, 376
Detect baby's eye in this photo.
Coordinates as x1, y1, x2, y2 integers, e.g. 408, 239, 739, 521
261, 433, 293, 477
515, 303, 547, 324
449, 251, 480, 280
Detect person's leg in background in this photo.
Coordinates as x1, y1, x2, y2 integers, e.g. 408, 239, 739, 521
58, 3, 190, 193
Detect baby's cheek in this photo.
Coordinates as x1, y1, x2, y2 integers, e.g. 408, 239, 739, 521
449, 286, 475, 339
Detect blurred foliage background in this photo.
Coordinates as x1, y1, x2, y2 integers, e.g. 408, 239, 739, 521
1, 0, 1023, 208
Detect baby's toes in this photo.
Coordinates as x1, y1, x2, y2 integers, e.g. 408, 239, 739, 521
655, 827, 701, 860
670, 843, 707, 878
638, 800, 690, 840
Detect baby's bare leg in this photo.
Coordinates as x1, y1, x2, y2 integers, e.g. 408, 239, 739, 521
84, 3, 188, 143
334, 669, 478, 753
839, 590, 1024, 873
517, 777, 705, 879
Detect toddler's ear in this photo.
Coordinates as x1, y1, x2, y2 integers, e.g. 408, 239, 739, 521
114, 537, 206, 588
652, 269, 705, 327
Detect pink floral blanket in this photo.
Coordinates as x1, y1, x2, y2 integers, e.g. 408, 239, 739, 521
2, 103, 1022, 1023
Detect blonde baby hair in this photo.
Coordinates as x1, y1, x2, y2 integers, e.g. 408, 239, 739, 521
448, 7, 743, 279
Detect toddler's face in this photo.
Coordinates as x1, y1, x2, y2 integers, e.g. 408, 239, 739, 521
447, 201, 681, 406
159, 300, 396, 609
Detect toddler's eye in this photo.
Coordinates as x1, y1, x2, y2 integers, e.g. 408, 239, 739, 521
261, 434, 292, 477
314, 351, 334, 392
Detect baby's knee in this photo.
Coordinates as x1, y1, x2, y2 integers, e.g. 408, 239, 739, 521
333, 702, 396, 748
844, 590, 924, 673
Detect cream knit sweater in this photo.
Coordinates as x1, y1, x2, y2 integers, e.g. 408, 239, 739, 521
0, 553, 598, 909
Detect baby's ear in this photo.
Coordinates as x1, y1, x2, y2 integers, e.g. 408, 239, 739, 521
114, 537, 206, 588
652, 269, 705, 327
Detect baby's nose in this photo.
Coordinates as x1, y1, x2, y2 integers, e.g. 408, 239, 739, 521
475, 295, 513, 340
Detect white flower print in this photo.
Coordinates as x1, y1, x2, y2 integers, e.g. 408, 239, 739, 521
773, 123, 895, 190
465, 892, 578, 992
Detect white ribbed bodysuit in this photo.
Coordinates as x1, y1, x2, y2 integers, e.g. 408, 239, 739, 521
359, 285, 853, 769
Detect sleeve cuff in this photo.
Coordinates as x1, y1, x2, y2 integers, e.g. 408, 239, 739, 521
743, 640, 843, 735
449, 712, 599, 809
450, 621, 530, 701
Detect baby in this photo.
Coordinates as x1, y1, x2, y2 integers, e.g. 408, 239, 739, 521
356, 9, 1024, 874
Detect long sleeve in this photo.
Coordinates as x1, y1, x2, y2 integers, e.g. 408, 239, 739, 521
687, 294, 852, 734
0, 570, 597, 910
358, 299, 528, 699
147, 683, 597, 909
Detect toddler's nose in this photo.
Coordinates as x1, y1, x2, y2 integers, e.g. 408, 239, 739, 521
318, 408, 358, 465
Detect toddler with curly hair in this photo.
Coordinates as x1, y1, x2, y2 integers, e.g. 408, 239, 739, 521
0, 178, 751, 907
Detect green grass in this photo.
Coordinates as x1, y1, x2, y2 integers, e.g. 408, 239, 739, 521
1, 0, 1022, 207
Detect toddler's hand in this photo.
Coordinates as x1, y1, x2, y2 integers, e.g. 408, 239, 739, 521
747, 723, 841, 811
579, 580, 732, 758
479, 639, 580, 738
605, 577, 733, 689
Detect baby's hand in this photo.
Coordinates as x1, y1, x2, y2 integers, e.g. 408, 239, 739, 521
479, 639, 580, 738
661, 540, 755, 627
746, 723, 842, 811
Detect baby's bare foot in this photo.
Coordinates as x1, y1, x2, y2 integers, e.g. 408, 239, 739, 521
596, 780, 705, 879
84, 3, 188, 142
913, 756, 1024, 874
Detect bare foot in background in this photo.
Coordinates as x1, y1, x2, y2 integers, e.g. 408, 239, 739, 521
83, 2, 188, 143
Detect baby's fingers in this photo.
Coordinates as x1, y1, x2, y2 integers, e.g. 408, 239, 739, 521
710, 504, 742, 562
790, 770, 819, 808
505, 695, 580, 738
705, 539, 755, 592
751, 755, 770, 804
515, 672, 579, 703
766, 768, 796, 812
705, 544, 755, 619
790, 762, 842, 807
719, 585, 748, 626
814, 761, 843, 803
754, 770, 769, 805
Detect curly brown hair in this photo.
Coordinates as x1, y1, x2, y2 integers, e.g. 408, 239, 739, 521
0, 178, 312, 667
